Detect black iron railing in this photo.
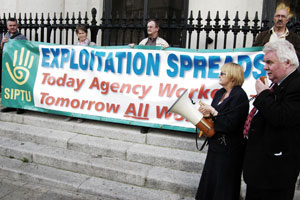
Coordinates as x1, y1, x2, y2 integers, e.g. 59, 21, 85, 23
1, 8, 300, 49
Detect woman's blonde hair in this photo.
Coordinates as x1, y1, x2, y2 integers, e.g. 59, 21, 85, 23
276, 3, 293, 18
221, 63, 245, 87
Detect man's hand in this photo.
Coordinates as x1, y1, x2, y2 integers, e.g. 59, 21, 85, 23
2, 37, 9, 43
162, 44, 169, 49
255, 77, 269, 94
1, 37, 9, 49
128, 43, 135, 48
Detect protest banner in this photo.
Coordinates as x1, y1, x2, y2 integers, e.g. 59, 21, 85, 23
1, 40, 265, 132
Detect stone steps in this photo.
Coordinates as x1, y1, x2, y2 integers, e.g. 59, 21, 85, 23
0, 110, 206, 199
0, 156, 191, 200
0, 120, 205, 173
0, 135, 200, 194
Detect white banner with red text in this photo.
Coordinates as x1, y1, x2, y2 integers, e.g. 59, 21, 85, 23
1, 40, 265, 132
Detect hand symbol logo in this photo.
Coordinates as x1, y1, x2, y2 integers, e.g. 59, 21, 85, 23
5, 47, 34, 85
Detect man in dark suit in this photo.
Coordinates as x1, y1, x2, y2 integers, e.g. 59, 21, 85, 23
243, 40, 300, 200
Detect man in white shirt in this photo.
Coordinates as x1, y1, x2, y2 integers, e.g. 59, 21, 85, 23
129, 19, 169, 133
129, 19, 169, 48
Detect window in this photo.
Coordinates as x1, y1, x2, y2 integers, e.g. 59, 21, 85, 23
102, 0, 189, 47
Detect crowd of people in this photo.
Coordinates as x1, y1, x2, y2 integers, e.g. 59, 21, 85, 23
0, 2, 300, 200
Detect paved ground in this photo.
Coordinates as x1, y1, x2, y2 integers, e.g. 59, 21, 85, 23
1, 175, 299, 200
0, 176, 115, 200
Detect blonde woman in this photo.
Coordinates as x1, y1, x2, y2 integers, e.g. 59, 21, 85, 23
195, 63, 249, 200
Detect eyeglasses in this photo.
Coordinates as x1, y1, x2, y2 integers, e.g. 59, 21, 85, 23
274, 14, 287, 19
220, 72, 226, 76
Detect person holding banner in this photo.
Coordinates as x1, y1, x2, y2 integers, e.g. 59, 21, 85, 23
253, 3, 300, 62
243, 40, 300, 200
74, 24, 96, 46
195, 63, 249, 200
129, 19, 169, 133
65, 24, 96, 123
129, 19, 169, 49
0, 18, 27, 49
1, 17, 27, 114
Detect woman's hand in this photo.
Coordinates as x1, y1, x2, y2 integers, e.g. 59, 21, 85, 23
198, 101, 218, 116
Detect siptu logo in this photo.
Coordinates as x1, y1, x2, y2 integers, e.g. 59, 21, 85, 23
5, 47, 34, 85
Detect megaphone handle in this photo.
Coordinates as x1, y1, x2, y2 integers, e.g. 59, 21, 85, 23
196, 118, 215, 138
198, 131, 204, 138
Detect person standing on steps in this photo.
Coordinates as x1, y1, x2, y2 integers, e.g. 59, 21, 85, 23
65, 24, 96, 123
195, 63, 249, 200
1, 17, 27, 115
243, 40, 300, 200
129, 19, 169, 133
